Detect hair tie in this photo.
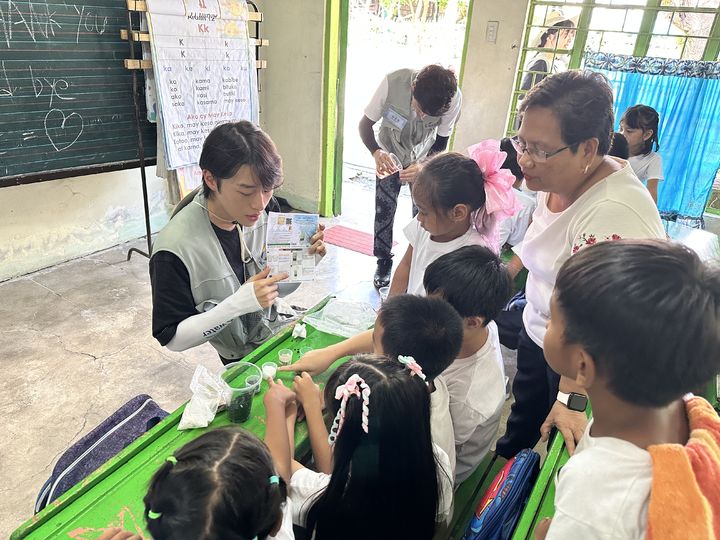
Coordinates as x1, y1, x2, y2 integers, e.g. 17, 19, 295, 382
328, 373, 371, 446
148, 510, 162, 520
467, 139, 521, 222
398, 355, 427, 382
166, 456, 178, 465
269, 475, 279, 485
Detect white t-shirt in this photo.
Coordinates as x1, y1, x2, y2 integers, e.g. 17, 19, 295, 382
439, 321, 506, 483
497, 188, 537, 247
364, 75, 463, 138
403, 218, 488, 296
520, 162, 664, 347
289, 444, 454, 527
431, 376, 456, 478
546, 419, 652, 540
268, 498, 295, 540
628, 152, 664, 185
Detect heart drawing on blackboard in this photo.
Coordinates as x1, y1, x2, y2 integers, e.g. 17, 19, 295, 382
44, 108, 84, 152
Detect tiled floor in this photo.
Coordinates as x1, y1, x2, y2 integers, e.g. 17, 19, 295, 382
0, 177, 517, 536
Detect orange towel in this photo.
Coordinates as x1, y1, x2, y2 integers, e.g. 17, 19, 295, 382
646, 396, 720, 540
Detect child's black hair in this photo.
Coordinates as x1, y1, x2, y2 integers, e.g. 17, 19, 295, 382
144, 427, 287, 540
500, 137, 523, 182
413, 152, 486, 214
608, 132, 629, 159
199, 121, 283, 198
555, 239, 720, 408
621, 104, 660, 154
306, 354, 445, 540
376, 294, 464, 380
423, 245, 512, 324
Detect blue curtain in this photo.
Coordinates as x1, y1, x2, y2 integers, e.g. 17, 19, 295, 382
585, 52, 720, 224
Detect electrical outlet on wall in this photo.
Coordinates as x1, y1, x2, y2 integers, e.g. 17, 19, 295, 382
486, 21, 499, 43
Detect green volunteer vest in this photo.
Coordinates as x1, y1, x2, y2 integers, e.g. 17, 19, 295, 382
152, 191, 273, 360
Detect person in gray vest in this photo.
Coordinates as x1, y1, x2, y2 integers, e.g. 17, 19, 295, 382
359, 64, 462, 288
150, 121, 326, 364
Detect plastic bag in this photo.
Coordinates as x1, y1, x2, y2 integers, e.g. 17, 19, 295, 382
302, 298, 376, 338
178, 365, 232, 430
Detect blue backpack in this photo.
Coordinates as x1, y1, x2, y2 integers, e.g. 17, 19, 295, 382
35, 394, 168, 513
462, 449, 540, 540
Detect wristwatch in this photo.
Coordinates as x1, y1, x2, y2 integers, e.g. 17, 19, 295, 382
557, 391, 588, 412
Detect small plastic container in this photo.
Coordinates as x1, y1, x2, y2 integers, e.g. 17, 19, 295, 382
379, 286, 390, 302
278, 348, 293, 366
262, 362, 278, 380
299, 346, 313, 357
378, 152, 403, 179
224, 362, 262, 424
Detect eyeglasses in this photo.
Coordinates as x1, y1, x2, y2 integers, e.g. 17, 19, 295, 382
510, 136, 570, 163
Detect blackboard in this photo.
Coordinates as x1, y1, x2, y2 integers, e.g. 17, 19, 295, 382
0, 0, 157, 187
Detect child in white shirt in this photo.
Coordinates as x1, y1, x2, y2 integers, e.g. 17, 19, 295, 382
620, 104, 664, 203
389, 142, 519, 296
536, 240, 720, 540
423, 245, 513, 483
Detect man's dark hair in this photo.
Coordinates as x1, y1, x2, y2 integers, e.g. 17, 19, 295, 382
412, 65, 458, 117
520, 70, 614, 155
608, 132, 629, 159
423, 245, 512, 324
555, 239, 720, 408
377, 294, 463, 380
199, 121, 283, 198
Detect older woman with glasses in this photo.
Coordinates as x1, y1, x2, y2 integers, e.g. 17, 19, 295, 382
494, 71, 664, 459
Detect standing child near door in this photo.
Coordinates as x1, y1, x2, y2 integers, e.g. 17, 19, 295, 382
620, 105, 663, 203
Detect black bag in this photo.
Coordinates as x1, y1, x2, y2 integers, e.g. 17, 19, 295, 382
34, 394, 168, 513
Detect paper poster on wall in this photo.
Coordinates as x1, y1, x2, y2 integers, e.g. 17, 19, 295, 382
145, 0, 259, 169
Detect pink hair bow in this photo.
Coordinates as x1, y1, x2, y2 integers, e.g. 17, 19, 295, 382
398, 355, 427, 382
328, 373, 371, 446
468, 139, 521, 221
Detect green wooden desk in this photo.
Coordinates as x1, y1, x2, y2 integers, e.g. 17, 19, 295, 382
12, 316, 345, 539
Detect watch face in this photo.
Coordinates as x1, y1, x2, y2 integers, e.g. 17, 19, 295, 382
568, 393, 588, 412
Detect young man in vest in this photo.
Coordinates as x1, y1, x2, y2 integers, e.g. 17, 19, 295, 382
359, 64, 462, 288
150, 122, 326, 364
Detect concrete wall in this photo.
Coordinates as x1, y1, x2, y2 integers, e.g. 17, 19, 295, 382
254, 0, 326, 214
453, 0, 530, 150
0, 169, 171, 281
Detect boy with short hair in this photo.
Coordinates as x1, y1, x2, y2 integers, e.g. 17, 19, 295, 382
281, 294, 464, 474
536, 239, 720, 539
423, 245, 512, 482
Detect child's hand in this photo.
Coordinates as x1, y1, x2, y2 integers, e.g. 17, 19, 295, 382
264, 378, 296, 410
293, 372, 324, 412
97, 529, 140, 540
309, 224, 327, 258
278, 347, 335, 376
534, 517, 552, 540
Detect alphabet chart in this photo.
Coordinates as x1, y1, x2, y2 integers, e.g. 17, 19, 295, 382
145, 0, 258, 169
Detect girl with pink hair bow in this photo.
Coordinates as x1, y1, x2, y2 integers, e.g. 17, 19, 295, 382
388, 140, 520, 297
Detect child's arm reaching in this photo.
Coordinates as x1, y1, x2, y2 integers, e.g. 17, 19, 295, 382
263, 378, 297, 483
294, 372, 333, 474
388, 245, 413, 296
277, 330, 374, 376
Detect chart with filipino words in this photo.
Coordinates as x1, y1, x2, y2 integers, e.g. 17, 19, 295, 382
145, 0, 258, 169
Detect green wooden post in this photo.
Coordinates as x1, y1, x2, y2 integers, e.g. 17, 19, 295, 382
632, 0, 661, 59
703, 10, 720, 61
568, 1, 596, 70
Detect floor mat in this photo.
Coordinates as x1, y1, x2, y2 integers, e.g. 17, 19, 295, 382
323, 225, 396, 257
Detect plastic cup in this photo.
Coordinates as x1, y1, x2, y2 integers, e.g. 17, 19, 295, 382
224, 362, 262, 424
262, 361, 278, 380
379, 286, 390, 302
299, 346, 313, 357
278, 349, 293, 366
378, 152, 403, 179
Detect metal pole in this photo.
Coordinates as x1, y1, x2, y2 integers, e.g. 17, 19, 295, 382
126, 8, 153, 261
